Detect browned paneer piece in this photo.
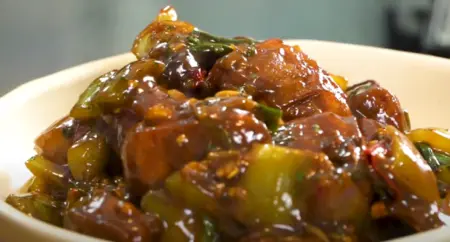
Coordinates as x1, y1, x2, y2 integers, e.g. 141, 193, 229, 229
192, 98, 273, 149
121, 100, 272, 195
274, 112, 364, 166
346, 80, 409, 132
121, 119, 208, 195
35, 116, 87, 165
99, 82, 189, 154
132, 82, 191, 124
131, 80, 173, 118
206, 39, 351, 120
65, 192, 161, 242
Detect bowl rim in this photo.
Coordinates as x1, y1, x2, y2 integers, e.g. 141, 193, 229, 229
1, 39, 450, 241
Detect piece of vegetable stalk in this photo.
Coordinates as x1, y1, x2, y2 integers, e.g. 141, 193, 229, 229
415, 142, 450, 184
255, 104, 283, 132
409, 128, 450, 184
6, 193, 63, 226
25, 155, 68, 188
408, 128, 450, 155
186, 29, 256, 56
67, 131, 109, 181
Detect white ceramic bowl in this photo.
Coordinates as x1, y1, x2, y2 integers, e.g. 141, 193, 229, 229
1, 40, 450, 241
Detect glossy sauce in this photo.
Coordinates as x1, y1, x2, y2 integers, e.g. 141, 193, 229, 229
6, 5, 450, 242
65, 192, 161, 242
274, 112, 363, 166
207, 39, 351, 120
347, 81, 409, 132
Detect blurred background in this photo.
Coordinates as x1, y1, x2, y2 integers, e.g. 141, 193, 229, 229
0, 0, 448, 95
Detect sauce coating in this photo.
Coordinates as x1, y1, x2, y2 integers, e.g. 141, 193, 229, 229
6, 5, 450, 242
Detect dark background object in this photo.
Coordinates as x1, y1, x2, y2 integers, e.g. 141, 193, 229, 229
385, 1, 431, 53
386, 0, 450, 58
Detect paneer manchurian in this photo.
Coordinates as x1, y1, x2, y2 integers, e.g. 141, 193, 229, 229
7, 6, 450, 242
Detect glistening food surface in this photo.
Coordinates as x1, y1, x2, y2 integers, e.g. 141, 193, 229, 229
5, 6, 450, 242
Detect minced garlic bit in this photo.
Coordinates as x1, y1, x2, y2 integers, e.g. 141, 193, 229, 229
215, 90, 241, 98
145, 104, 173, 121
176, 134, 189, 146
167, 89, 187, 101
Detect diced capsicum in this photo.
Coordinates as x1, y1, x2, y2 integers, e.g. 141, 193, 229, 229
235, 144, 332, 227
409, 128, 450, 185
6, 193, 63, 226
254, 104, 282, 132
141, 190, 218, 242
25, 155, 68, 189
70, 71, 116, 120
408, 128, 450, 154
67, 130, 109, 181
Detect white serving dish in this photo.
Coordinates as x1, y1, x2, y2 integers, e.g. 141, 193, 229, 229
1, 40, 450, 241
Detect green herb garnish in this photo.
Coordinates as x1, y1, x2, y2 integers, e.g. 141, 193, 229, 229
415, 142, 450, 171
296, 172, 305, 182
312, 124, 322, 133
255, 104, 282, 132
